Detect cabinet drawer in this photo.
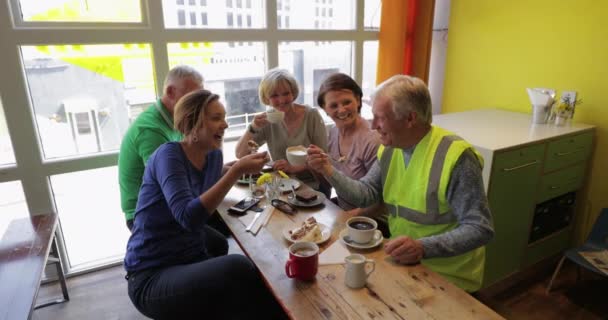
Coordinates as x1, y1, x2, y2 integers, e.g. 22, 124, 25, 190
522, 228, 571, 268
537, 163, 586, 203
493, 143, 545, 174
544, 132, 593, 172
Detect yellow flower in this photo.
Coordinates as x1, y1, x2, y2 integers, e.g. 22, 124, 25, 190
256, 173, 273, 185
277, 170, 289, 179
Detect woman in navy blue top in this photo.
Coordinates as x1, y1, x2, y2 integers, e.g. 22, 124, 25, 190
124, 89, 286, 319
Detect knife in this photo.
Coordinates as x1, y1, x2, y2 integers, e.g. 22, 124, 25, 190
246, 211, 262, 232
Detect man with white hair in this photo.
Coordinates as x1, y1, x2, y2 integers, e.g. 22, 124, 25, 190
307, 75, 494, 292
119, 65, 203, 231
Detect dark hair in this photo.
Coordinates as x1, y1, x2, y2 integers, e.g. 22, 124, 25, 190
174, 89, 220, 136
316, 73, 363, 113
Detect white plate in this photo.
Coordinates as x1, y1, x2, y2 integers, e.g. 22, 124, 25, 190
283, 223, 331, 245
339, 229, 383, 249
287, 190, 326, 207
277, 178, 301, 193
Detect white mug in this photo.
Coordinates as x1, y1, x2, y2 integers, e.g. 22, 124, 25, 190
344, 254, 375, 289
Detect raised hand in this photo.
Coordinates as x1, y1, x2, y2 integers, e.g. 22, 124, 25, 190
235, 152, 269, 175
306, 144, 333, 177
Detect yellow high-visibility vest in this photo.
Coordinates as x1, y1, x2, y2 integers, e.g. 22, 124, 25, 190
378, 126, 485, 292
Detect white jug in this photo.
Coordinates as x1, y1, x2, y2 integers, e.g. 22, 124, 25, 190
344, 254, 375, 289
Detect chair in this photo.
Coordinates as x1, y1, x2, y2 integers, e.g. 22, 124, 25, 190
546, 208, 608, 293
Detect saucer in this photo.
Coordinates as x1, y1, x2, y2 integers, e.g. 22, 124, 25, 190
338, 229, 383, 249
283, 223, 331, 245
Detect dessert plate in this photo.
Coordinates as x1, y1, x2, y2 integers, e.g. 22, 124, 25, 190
287, 190, 326, 207
277, 178, 301, 193
338, 229, 383, 249
283, 223, 331, 244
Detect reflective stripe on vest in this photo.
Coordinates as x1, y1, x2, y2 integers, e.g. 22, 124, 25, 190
380, 135, 463, 225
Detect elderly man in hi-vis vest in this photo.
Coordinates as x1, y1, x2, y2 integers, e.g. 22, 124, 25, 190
307, 75, 494, 292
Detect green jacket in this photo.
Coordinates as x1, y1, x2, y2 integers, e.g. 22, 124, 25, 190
118, 100, 182, 221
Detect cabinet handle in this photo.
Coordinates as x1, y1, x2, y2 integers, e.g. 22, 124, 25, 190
550, 186, 560, 190
555, 148, 583, 157
502, 160, 539, 172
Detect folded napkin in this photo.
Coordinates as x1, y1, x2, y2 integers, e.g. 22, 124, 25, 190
319, 239, 351, 265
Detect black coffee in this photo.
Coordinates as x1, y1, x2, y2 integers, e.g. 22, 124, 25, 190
349, 221, 374, 230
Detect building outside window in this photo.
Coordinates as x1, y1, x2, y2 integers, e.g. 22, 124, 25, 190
1, 0, 380, 274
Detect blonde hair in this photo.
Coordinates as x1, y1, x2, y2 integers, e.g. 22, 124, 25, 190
174, 89, 219, 136
258, 68, 300, 105
372, 75, 432, 124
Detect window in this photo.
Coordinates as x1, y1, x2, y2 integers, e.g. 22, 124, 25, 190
0, 98, 16, 165
51, 167, 129, 269
17, 0, 142, 23
0, 181, 29, 237
20, 44, 155, 159
164, 0, 264, 29
279, 0, 354, 30
278, 41, 352, 107
3, 0, 379, 274
362, 41, 379, 119
364, 0, 382, 30
167, 42, 266, 138
177, 10, 186, 25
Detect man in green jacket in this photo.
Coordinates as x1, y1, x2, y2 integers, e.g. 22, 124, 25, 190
119, 65, 203, 230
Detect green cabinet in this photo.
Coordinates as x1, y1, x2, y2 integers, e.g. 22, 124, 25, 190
433, 109, 595, 289
484, 144, 544, 285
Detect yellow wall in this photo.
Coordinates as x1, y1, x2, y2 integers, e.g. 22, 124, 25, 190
443, 0, 608, 243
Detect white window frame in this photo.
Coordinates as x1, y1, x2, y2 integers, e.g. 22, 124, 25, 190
0, 0, 378, 274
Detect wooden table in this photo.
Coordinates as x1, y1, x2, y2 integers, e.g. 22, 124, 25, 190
218, 184, 504, 320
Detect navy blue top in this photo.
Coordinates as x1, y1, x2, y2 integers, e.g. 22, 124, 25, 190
124, 142, 223, 272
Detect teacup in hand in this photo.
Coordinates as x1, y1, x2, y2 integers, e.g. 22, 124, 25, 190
286, 145, 307, 166
285, 241, 319, 281
346, 217, 378, 244
266, 109, 285, 123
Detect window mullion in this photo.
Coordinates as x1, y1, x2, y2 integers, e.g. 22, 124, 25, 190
265, 0, 279, 69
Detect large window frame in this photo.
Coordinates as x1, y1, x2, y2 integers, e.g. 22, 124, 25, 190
0, 0, 378, 275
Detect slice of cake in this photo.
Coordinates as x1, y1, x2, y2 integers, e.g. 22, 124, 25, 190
295, 189, 318, 203
289, 217, 322, 242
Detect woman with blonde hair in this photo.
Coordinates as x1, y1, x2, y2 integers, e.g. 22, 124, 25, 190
235, 68, 328, 192
125, 89, 285, 319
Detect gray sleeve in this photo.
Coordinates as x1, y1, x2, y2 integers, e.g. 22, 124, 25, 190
327, 160, 383, 208
419, 149, 495, 258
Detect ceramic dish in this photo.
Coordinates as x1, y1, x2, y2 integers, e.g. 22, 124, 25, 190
282, 223, 331, 244
338, 229, 383, 249
277, 178, 301, 193
287, 190, 325, 207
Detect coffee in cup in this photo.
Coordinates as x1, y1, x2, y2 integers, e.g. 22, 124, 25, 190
285, 241, 319, 281
286, 145, 307, 166
346, 217, 378, 244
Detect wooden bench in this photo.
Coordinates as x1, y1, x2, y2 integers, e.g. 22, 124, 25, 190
0, 212, 69, 320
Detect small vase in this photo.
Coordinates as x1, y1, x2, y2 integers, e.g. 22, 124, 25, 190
555, 115, 567, 126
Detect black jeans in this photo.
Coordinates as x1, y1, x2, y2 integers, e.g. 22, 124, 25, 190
127, 255, 287, 319
127, 219, 228, 257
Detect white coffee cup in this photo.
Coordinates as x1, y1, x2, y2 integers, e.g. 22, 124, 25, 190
286, 145, 307, 166
346, 217, 378, 244
344, 254, 375, 289
266, 110, 285, 123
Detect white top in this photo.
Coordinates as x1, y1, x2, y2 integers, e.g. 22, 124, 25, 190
433, 109, 594, 151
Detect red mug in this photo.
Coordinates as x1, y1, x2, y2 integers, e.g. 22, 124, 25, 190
285, 242, 319, 281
